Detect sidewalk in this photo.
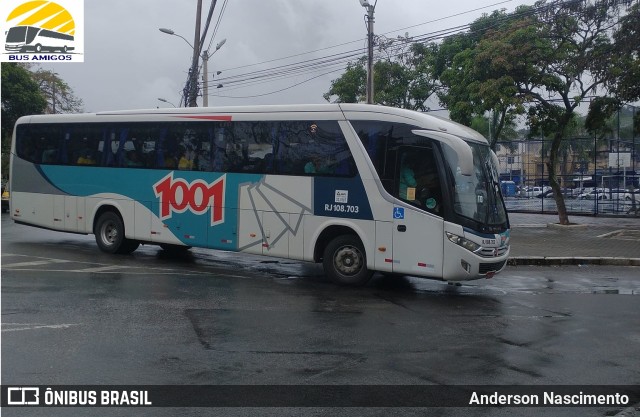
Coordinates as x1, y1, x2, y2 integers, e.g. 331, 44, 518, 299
507, 213, 640, 266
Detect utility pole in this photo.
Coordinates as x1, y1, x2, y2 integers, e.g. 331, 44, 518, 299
202, 50, 209, 107
360, 0, 375, 104
202, 38, 226, 107
187, 0, 203, 107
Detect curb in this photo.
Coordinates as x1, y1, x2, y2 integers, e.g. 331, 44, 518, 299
546, 223, 589, 229
508, 257, 640, 267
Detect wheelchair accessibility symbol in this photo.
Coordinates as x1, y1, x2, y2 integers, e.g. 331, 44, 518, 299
393, 207, 405, 219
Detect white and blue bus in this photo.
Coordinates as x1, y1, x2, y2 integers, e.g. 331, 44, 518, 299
9, 104, 510, 285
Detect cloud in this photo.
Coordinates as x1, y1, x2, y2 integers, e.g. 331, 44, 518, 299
34, 0, 537, 112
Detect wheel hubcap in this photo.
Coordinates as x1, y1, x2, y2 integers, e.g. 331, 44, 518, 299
102, 222, 117, 246
334, 245, 362, 275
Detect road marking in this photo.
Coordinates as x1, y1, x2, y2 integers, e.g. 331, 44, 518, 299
1, 252, 242, 277
0, 268, 210, 275
1, 259, 71, 268
1, 323, 81, 332
77, 265, 127, 273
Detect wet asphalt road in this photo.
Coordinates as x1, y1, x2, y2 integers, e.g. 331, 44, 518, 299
2, 214, 639, 417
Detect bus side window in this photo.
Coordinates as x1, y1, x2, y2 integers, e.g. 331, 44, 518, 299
18, 134, 39, 163
298, 121, 355, 177
41, 143, 58, 164
273, 122, 306, 175
212, 126, 232, 172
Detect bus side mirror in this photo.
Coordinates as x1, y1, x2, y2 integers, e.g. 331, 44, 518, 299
411, 130, 473, 176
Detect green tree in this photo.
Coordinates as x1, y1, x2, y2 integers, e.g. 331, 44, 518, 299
1, 63, 47, 178
31, 68, 83, 114
323, 59, 366, 103
436, 10, 524, 148
474, 1, 629, 225
610, 2, 640, 103
324, 36, 439, 111
609, 2, 640, 134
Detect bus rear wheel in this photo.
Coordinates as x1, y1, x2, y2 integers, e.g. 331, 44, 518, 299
94, 211, 139, 254
323, 235, 372, 286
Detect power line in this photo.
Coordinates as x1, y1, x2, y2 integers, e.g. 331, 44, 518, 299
205, 0, 614, 99
206, 0, 228, 52
209, 68, 345, 99
207, 4, 532, 87
214, 0, 516, 75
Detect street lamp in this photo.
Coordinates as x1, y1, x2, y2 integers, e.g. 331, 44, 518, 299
201, 38, 226, 106
159, 28, 194, 49
160, 28, 225, 107
160, 27, 194, 107
157, 98, 176, 108
159, 27, 201, 107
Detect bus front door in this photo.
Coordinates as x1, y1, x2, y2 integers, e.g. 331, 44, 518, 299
392, 206, 444, 278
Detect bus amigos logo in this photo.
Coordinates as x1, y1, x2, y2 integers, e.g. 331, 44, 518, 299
1, 0, 84, 62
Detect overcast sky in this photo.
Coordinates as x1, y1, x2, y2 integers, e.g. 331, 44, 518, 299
36, 0, 539, 113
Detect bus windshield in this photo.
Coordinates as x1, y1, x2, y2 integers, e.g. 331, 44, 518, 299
445, 142, 508, 227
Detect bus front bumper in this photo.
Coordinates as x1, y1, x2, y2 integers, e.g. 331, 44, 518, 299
442, 231, 510, 281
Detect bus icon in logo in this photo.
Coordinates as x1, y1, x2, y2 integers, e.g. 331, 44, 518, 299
2, 0, 83, 62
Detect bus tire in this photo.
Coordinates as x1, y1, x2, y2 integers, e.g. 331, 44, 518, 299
94, 211, 138, 254
35, 44, 42, 53
119, 239, 140, 254
323, 235, 372, 286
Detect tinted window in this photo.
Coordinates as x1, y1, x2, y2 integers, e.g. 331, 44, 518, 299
271, 120, 355, 176
16, 124, 64, 164
350, 121, 422, 194
15, 120, 357, 177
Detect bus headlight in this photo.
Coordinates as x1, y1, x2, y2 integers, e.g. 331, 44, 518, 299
446, 232, 481, 253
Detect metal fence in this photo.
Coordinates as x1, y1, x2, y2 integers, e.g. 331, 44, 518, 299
495, 135, 639, 217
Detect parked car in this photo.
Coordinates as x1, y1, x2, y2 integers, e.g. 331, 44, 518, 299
623, 189, 640, 201
610, 189, 628, 200
522, 186, 550, 198
600, 188, 639, 201
578, 188, 609, 200
536, 187, 575, 198
537, 188, 554, 198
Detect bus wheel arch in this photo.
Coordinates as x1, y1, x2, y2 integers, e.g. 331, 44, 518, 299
315, 226, 372, 286
93, 206, 139, 254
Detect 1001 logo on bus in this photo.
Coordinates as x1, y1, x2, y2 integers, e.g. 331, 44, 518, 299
153, 173, 226, 226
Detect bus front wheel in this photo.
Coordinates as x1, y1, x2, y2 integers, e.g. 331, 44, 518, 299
323, 235, 372, 286
94, 211, 139, 254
